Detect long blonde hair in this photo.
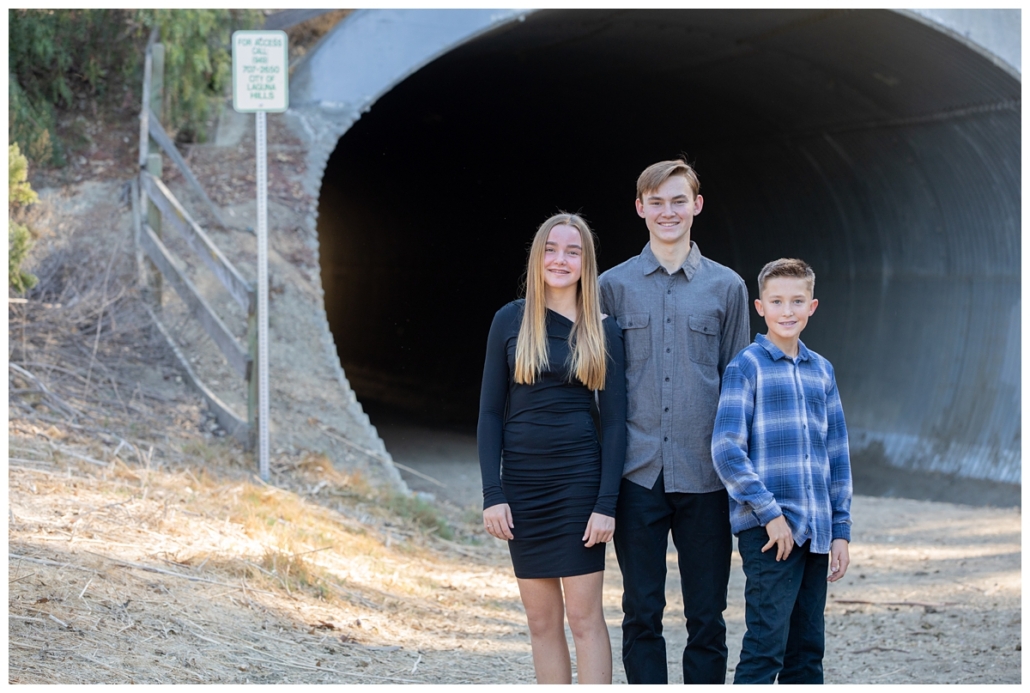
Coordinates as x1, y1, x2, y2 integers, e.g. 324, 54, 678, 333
514, 213, 608, 391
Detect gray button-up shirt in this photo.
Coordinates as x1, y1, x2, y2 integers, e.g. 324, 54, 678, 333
599, 241, 750, 493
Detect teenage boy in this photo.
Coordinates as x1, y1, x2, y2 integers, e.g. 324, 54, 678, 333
711, 258, 852, 684
599, 159, 750, 684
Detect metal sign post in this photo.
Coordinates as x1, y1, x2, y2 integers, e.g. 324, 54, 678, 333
232, 30, 288, 481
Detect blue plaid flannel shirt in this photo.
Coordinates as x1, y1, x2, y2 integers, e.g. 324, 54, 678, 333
711, 333, 852, 553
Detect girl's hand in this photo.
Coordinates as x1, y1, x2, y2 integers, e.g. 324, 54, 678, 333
483, 503, 514, 540
583, 512, 615, 547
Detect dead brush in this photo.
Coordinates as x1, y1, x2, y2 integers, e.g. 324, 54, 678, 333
8, 208, 180, 438
275, 451, 375, 499
6, 199, 209, 459
255, 545, 324, 597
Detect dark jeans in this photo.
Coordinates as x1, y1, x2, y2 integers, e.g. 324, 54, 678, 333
734, 526, 829, 684
613, 472, 732, 684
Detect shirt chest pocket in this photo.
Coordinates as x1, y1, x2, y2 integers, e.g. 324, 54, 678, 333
804, 384, 829, 437
687, 314, 720, 366
619, 312, 650, 362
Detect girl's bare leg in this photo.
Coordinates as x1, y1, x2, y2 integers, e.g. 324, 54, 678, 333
517, 577, 572, 683
562, 571, 612, 684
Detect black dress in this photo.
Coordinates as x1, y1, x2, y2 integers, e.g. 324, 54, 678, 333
478, 300, 627, 579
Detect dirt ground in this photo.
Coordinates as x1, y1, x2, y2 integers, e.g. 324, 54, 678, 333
7, 411, 1023, 684
8, 66, 1022, 684
376, 414, 1024, 685
7, 338, 1022, 686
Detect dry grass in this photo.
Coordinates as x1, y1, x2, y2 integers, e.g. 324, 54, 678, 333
8, 421, 534, 684
12, 418, 1021, 684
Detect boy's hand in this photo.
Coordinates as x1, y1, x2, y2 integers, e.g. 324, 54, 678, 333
583, 512, 615, 547
483, 503, 514, 540
828, 538, 850, 582
762, 515, 794, 561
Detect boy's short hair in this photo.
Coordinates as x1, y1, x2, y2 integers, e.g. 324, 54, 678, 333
758, 258, 816, 296
637, 159, 700, 200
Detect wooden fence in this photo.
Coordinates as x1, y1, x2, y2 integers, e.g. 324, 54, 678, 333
133, 37, 258, 450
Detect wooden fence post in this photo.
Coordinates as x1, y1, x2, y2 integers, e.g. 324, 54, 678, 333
149, 43, 165, 149
145, 153, 164, 305
145, 43, 165, 308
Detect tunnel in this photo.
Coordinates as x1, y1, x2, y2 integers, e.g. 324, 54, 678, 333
292, 9, 1020, 487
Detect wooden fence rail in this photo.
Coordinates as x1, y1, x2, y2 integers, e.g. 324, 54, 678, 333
138, 222, 251, 379
146, 108, 231, 229
140, 171, 252, 311
135, 40, 258, 451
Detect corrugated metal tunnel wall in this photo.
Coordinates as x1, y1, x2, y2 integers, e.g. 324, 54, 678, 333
290, 9, 1020, 486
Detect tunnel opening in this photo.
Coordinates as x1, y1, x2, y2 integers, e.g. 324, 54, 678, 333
315, 9, 1020, 488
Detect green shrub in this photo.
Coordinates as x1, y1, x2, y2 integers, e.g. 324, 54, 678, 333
9, 143, 39, 293
8, 9, 263, 164
9, 9, 139, 166
9, 79, 60, 167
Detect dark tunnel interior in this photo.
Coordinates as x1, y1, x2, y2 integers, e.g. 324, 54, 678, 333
315, 9, 1020, 486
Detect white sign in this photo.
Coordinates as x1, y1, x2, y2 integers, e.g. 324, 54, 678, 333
232, 30, 289, 113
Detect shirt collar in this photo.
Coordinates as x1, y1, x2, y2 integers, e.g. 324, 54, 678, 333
639, 240, 702, 279
755, 333, 811, 362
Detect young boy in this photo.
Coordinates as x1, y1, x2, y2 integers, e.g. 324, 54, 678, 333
711, 258, 852, 685
599, 159, 750, 684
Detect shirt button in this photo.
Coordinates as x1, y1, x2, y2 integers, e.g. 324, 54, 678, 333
667, 289, 672, 294
664, 437, 668, 442
666, 317, 671, 323
664, 407, 669, 412
666, 348, 671, 353
665, 377, 670, 382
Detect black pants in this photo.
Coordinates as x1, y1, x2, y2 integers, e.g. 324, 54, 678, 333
734, 527, 828, 684
613, 472, 733, 684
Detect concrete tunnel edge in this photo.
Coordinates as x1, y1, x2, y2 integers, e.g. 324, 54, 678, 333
282, 8, 1022, 489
